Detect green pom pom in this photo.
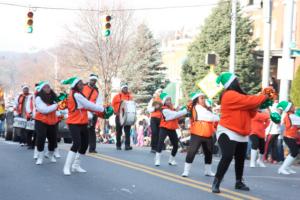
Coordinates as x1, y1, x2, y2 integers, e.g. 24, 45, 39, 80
295, 109, 300, 117
104, 106, 114, 119
55, 93, 68, 102
270, 112, 281, 124
260, 99, 273, 109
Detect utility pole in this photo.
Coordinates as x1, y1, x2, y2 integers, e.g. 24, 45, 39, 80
229, 0, 237, 73
262, 0, 272, 88
279, 0, 295, 101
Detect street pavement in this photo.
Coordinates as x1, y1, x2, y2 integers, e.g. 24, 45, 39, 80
0, 138, 299, 200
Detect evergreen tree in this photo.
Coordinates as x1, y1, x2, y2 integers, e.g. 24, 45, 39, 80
123, 24, 166, 109
291, 66, 300, 106
181, 0, 260, 96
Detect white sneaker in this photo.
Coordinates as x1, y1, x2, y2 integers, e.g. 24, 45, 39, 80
44, 151, 49, 159
256, 154, 266, 168
49, 151, 57, 163
36, 152, 44, 165
204, 164, 215, 177
155, 153, 161, 166
54, 148, 61, 158
168, 156, 177, 166
182, 163, 191, 177
71, 153, 87, 173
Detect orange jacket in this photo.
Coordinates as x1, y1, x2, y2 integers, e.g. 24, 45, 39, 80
251, 112, 270, 139
190, 107, 217, 138
82, 84, 99, 103
160, 106, 179, 130
66, 90, 88, 125
219, 90, 267, 136
284, 112, 300, 139
111, 92, 133, 114
16, 94, 28, 115
151, 110, 162, 119
35, 110, 58, 125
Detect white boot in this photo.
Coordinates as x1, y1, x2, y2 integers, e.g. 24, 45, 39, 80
54, 148, 61, 158
182, 163, 192, 177
36, 151, 44, 165
44, 150, 49, 159
63, 151, 76, 176
256, 154, 266, 168
278, 155, 295, 175
72, 153, 87, 173
48, 151, 57, 163
204, 164, 215, 177
33, 147, 38, 160
155, 153, 161, 166
168, 155, 177, 166
250, 149, 257, 168
286, 167, 297, 174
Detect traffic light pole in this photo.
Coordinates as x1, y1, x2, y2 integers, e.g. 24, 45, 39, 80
229, 0, 237, 73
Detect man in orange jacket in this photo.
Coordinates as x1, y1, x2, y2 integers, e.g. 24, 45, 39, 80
111, 83, 133, 150
82, 74, 102, 153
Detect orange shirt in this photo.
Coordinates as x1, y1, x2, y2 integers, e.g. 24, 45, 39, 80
160, 106, 179, 130
82, 84, 99, 103
251, 112, 270, 139
111, 92, 133, 114
284, 112, 300, 139
219, 90, 267, 136
66, 90, 88, 125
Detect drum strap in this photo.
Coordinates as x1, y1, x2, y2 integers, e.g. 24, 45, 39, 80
87, 85, 98, 101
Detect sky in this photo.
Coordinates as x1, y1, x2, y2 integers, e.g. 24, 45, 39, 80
0, 0, 219, 52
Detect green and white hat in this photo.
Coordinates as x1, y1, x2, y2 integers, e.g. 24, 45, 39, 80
37, 81, 50, 92
216, 72, 237, 89
277, 101, 292, 112
61, 77, 81, 88
120, 82, 128, 90
160, 92, 170, 104
189, 91, 205, 101
89, 74, 99, 81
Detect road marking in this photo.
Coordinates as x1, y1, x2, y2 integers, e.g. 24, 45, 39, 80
87, 153, 261, 200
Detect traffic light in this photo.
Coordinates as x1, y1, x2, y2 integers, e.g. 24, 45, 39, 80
103, 15, 111, 37
26, 11, 33, 33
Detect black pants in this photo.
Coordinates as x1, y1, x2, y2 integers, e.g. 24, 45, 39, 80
157, 127, 179, 157
186, 134, 213, 164
69, 124, 89, 154
35, 120, 57, 152
264, 134, 279, 161
26, 130, 36, 148
215, 134, 247, 181
250, 134, 265, 154
284, 137, 299, 158
115, 116, 131, 148
88, 115, 98, 152
150, 117, 160, 151
19, 128, 27, 144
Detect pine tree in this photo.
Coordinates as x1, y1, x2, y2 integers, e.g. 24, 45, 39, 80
291, 66, 300, 106
123, 24, 166, 109
181, 0, 260, 96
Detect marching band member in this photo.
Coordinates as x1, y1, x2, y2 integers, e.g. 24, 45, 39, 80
182, 91, 219, 177
155, 92, 187, 166
147, 89, 163, 153
82, 74, 102, 153
34, 82, 59, 165
277, 101, 300, 175
112, 83, 133, 150
212, 72, 268, 193
249, 110, 270, 168
61, 77, 104, 176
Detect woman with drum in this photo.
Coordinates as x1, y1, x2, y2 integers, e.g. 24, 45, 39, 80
34, 81, 59, 165
155, 92, 187, 166
182, 91, 219, 177
61, 77, 105, 176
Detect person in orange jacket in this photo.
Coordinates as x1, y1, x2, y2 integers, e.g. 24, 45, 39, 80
212, 72, 268, 193
277, 101, 300, 175
61, 77, 105, 176
249, 110, 270, 168
154, 92, 187, 166
82, 74, 102, 153
182, 91, 219, 177
147, 89, 163, 153
34, 81, 59, 165
111, 83, 133, 150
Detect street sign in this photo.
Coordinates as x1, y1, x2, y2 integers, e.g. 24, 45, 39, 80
197, 71, 223, 99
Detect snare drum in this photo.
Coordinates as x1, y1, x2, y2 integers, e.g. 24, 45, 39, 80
119, 101, 137, 126
13, 117, 27, 129
26, 120, 35, 131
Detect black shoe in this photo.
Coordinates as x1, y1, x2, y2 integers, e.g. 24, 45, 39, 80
212, 178, 221, 193
89, 150, 98, 153
27, 146, 34, 150
125, 146, 133, 151
235, 180, 250, 191
116, 147, 122, 150
150, 149, 156, 154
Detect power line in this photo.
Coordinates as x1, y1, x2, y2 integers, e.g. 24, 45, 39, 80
0, 1, 229, 12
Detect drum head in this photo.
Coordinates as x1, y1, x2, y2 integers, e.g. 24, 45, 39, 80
119, 101, 137, 126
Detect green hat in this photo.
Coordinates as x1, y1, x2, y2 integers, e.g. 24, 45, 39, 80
61, 77, 81, 88
295, 109, 300, 117
277, 101, 292, 112
189, 91, 205, 101
37, 81, 50, 92
205, 99, 213, 107
270, 112, 281, 124
160, 92, 170, 104
216, 72, 236, 89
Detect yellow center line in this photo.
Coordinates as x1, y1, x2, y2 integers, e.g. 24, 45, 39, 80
90, 153, 261, 200
88, 153, 243, 200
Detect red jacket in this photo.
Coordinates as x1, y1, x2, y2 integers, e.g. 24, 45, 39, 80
251, 112, 270, 138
